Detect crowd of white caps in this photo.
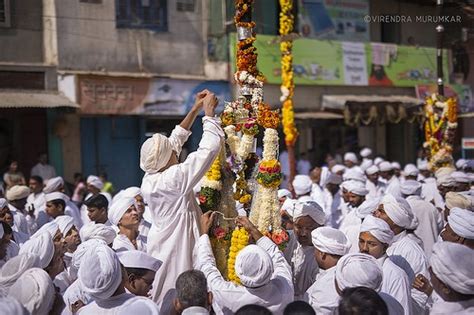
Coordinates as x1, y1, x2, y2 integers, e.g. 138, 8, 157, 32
0, 146, 472, 314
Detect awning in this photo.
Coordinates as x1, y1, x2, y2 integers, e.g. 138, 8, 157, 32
295, 112, 344, 120
322, 95, 423, 110
0, 90, 79, 108
321, 94, 424, 126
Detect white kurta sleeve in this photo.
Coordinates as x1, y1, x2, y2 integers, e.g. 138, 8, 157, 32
167, 125, 192, 155
256, 236, 293, 288
165, 117, 224, 195
195, 234, 239, 292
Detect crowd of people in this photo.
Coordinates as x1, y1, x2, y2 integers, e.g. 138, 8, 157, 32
0, 90, 473, 314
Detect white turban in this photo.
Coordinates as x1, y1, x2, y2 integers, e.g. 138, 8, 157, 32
281, 198, 297, 217
78, 244, 122, 300
108, 197, 135, 226
391, 162, 401, 170
54, 216, 75, 236
118, 297, 160, 315
435, 167, 455, 180
451, 171, 471, 184
343, 168, 366, 183
0, 253, 41, 292
400, 180, 422, 196
0, 296, 28, 315
355, 198, 380, 219
325, 174, 343, 185
87, 175, 104, 190
418, 160, 428, 170
79, 222, 116, 245
70, 239, 107, 281
365, 165, 379, 176
63, 280, 92, 312
19, 233, 54, 269
0, 198, 8, 209
360, 148, 372, 158
43, 177, 64, 194
31, 221, 59, 240
331, 164, 346, 174
430, 242, 474, 295
235, 244, 273, 288
278, 189, 292, 199
45, 192, 68, 202
378, 161, 393, 172
292, 175, 313, 195
445, 192, 473, 210
380, 194, 417, 230
360, 215, 394, 245
111, 190, 125, 205
374, 157, 384, 166
123, 186, 142, 198
293, 201, 326, 225
360, 159, 373, 171
346, 180, 369, 196
448, 207, 474, 239
456, 159, 467, 170
403, 164, 419, 177
8, 268, 55, 315
6, 185, 30, 201
311, 227, 350, 256
140, 133, 173, 174
437, 174, 456, 187
117, 250, 162, 272
335, 253, 383, 292
344, 152, 358, 164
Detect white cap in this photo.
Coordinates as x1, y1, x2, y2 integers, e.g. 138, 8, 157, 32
403, 164, 419, 177
451, 171, 471, 184
360, 148, 372, 158
374, 157, 384, 166
117, 250, 162, 272
391, 162, 401, 170
278, 189, 292, 199
293, 201, 326, 225
365, 165, 379, 176
45, 192, 69, 203
400, 180, 422, 196
331, 164, 346, 174
379, 161, 393, 172
292, 175, 313, 196
344, 152, 358, 164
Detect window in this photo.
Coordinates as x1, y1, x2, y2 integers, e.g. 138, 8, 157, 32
176, 0, 194, 12
116, 0, 167, 31
0, 0, 11, 28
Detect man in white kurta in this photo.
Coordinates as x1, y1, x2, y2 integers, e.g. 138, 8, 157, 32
359, 215, 412, 315
140, 91, 223, 305
379, 162, 401, 198
424, 242, 474, 314
365, 165, 386, 200
305, 226, 351, 314
195, 215, 294, 314
287, 201, 326, 299
374, 194, 430, 314
401, 180, 442, 258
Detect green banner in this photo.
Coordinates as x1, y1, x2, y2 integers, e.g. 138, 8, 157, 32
229, 33, 449, 87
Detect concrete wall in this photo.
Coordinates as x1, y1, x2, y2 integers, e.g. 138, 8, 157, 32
56, 0, 205, 76
0, 0, 44, 63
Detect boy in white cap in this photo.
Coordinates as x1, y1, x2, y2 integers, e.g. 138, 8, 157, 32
117, 250, 161, 297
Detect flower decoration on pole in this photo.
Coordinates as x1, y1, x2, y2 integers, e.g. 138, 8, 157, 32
423, 93, 457, 171
279, 0, 298, 186
227, 227, 249, 284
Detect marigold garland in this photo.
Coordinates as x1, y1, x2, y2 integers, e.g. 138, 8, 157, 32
423, 93, 457, 171
199, 155, 222, 212
227, 227, 249, 284
279, 0, 298, 147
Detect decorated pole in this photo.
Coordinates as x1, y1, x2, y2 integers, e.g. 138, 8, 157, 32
436, 0, 445, 96
279, 0, 298, 191
423, 0, 457, 171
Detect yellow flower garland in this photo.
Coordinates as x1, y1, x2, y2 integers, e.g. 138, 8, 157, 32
279, 0, 298, 146
205, 155, 221, 181
227, 227, 249, 284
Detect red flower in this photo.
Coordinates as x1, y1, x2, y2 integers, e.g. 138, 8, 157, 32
272, 233, 283, 245
198, 195, 207, 204
214, 227, 226, 239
